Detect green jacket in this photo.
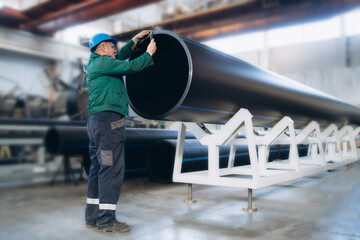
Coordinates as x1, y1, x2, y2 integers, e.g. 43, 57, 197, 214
86, 40, 154, 116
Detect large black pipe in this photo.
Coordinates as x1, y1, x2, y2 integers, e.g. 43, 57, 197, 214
126, 30, 360, 127
0, 117, 85, 126
44, 126, 89, 155
148, 139, 309, 182
44, 126, 195, 176
44, 126, 195, 155
44, 127, 308, 181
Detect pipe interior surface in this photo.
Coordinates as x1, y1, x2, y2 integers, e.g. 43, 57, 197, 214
127, 32, 191, 119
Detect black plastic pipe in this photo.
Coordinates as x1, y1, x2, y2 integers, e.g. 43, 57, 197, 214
44, 126, 195, 155
44, 126, 89, 155
0, 117, 85, 126
126, 30, 360, 127
44, 126, 195, 176
148, 139, 309, 182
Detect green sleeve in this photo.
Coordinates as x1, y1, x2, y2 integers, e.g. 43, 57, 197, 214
115, 40, 134, 60
99, 52, 154, 76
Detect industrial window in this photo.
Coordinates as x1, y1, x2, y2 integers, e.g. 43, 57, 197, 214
267, 25, 303, 47
303, 17, 340, 43
345, 8, 360, 36
204, 32, 264, 54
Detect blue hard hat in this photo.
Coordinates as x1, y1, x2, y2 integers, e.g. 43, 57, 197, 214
89, 33, 117, 52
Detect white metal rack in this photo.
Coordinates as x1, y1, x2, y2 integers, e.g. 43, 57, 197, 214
173, 108, 360, 210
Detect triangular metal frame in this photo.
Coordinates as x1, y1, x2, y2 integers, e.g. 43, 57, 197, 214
173, 108, 359, 190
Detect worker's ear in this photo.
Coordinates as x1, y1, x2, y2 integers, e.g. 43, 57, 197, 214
95, 42, 104, 53
100, 42, 107, 52
96, 42, 106, 53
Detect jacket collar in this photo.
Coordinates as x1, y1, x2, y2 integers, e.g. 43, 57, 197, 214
90, 52, 100, 58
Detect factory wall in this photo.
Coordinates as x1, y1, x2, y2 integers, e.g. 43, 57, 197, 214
235, 35, 360, 105
0, 50, 51, 98
0, 27, 89, 99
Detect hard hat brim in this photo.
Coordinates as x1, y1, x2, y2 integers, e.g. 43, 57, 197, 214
90, 38, 118, 52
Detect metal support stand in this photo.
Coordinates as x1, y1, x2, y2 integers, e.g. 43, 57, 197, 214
172, 108, 360, 211
243, 188, 258, 213
184, 184, 197, 205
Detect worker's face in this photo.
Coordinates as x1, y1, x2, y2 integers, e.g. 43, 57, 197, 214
103, 42, 117, 59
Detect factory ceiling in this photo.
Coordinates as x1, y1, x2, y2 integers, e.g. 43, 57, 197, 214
0, 0, 359, 41
0, 0, 160, 34
111, 0, 360, 42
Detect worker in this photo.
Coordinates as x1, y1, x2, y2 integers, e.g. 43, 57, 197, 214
85, 31, 156, 233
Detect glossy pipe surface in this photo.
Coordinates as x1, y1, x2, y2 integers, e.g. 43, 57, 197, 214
0, 117, 85, 126
44, 126, 195, 155
44, 126, 195, 176
126, 30, 360, 127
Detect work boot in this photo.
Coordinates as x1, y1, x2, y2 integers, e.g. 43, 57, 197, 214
97, 221, 131, 233
85, 222, 96, 228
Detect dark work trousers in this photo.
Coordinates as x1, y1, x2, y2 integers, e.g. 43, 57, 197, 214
85, 111, 126, 226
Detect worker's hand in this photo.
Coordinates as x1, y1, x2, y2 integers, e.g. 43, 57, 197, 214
146, 39, 157, 56
132, 30, 151, 45
135, 30, 151, 40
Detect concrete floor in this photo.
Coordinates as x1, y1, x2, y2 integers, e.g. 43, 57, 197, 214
0, 162, 359, 240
